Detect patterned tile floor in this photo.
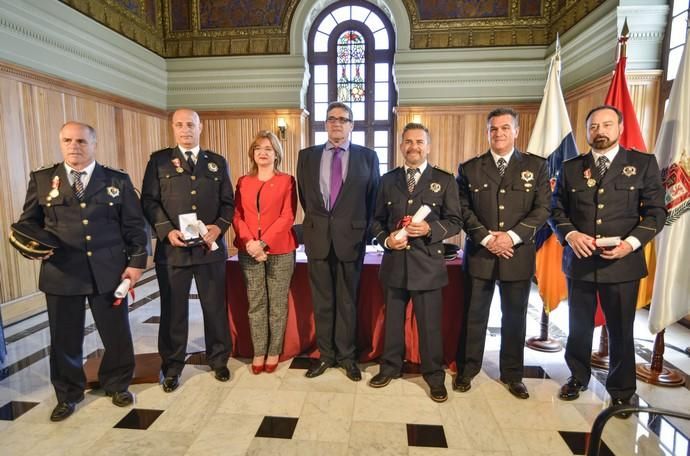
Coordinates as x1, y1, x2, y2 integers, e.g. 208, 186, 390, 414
0, 269, 688, 455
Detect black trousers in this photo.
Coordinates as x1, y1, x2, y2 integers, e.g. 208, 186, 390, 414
46, 292, 134, 403
380, 287, 445, 387
156, 261, 231, 376
307, 246, 363, 365
565, 278, 639, 400
455, 275, 530, 383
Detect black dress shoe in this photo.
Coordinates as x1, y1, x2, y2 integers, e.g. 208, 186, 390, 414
369, 372, 398, 388
452, 376, 472, 392
214, 366, 231, 382
507, 381, 530, 399
429, 384, 448, 403
106, 390, 134, 407
305, 360, 333, 378
50, 396, 84, 422
341, 362, 362, 382
610, 398, 633, 419
559, 377, 587, 401
162, 374, 180, 392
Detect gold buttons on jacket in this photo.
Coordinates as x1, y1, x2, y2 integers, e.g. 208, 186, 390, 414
598, 188, 605, 194
499, 221, 505, 228
500, 189, 506, 194
80, 202, 86, 208
596, 219, 602, 225
85, 235, 92, 241
82, 219, 89, 225
499, 205, 505, 210
191, 190, 197, 195
191, 176, 197, 181
408, 199, 413, 204
597, 204, 604, 209
191, 205, 197, 210
87, 251, 93, 257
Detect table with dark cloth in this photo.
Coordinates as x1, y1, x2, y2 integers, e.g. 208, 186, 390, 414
226, 251, 464, 369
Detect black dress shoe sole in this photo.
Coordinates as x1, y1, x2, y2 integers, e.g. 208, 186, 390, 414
368, 377, 393, 388
430, 392, 448, 403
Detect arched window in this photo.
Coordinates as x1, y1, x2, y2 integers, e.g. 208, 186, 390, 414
307, 1, 396, 173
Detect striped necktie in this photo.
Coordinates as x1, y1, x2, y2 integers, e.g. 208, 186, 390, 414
406, 167, 418, 193
185, 151, 195, 171
597, 155, 609, 178
71, 170, 86, 200
497, 157, 507, 177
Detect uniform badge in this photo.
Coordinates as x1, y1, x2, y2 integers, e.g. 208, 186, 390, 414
583, 168, 596, 187
48, 176, 60, 198
172, 158, 183, 173
107, 186, 120, 198
430, 182, 441, 193
521, 170, 534, 182
208, 162, 218, 172
587, 179, 596, 187
622, 165, 637, 177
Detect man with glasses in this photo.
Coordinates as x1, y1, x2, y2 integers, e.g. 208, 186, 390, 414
297, 101, 380, 381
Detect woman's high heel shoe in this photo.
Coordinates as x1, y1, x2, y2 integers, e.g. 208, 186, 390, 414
264, 363, 278, 373
251, 364, 264, 374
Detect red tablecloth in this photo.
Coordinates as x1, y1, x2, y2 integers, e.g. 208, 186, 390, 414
226, 252, 463, 368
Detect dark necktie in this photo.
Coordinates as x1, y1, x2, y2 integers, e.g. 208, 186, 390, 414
330, 147, 343, 209
185, 150, 195, 172
497, 157, 507, 177
406, 167, 418, 193
597, 155, 609, 178
71, 170, 86, 200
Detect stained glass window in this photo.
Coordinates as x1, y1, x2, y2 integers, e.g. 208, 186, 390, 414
307, 1, 396, 172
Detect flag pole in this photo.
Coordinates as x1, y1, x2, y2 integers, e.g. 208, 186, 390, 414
526, 306, 562, 352
634, 19, 689, 388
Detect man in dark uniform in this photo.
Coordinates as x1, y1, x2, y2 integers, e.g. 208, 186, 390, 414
141, 108, 234, 392
454, 107, 550, 399
297, 102, 379, 381
368, 122, 462, 402
14, 121, 148, 421
551, 105, 665, 417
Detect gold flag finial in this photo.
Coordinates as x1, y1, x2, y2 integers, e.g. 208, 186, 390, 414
619, 18, 630, 59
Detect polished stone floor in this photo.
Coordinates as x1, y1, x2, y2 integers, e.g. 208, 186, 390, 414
1, 269, 689, 455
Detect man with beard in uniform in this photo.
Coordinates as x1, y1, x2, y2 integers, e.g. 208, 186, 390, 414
368, 122, 462, 402
142, 109, 234, 392
551, 105, 665, 418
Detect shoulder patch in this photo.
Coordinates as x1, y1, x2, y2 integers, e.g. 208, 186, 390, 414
433, 165, 453, 176
33, 163, 60, 172
102, 164, 128, 174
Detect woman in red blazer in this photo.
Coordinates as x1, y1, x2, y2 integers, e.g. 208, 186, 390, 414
233, 130, 298, 374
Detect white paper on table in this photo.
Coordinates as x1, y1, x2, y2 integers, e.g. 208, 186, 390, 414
196, 221, 219, 251
179, 212, 200, 240
394, 205, 432, 240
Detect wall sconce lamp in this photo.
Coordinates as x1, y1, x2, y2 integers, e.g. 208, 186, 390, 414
277, 117, 287, 140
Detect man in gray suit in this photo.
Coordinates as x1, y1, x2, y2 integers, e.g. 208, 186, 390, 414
296, 101, 380, 381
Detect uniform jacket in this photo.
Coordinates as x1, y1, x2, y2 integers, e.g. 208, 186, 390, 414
550, 147, 666, 283
141, 147, 234, 266
458, 150, 551, 281
16, 162, 148, 296
232, 172, 298, 254
297, 143, 379, 261
371, 165, 463, 290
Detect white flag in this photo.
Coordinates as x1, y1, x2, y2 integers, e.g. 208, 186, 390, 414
648, 32, 690, 334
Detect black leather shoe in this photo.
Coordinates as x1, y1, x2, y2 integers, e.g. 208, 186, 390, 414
341, 362, 362, 382
507, 381, 530, 399
429, 384, 448, 403
452, 376, 472, 392
106, 390, 134, 407
50, 396, 83, 422
305, 360, 333, 378
369, 372, 398, 388
162, 374, 180, 393
611, 398, 633, 419
559, 377, 587, 401
214, 366, 231, 382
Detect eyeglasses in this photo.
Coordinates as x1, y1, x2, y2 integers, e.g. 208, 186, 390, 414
326, 116, 352, 124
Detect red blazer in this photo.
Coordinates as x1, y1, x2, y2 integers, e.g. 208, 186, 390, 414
232, 172, 298, 254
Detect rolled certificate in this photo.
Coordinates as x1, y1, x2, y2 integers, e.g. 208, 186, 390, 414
197, 221, 219, 251
595, 236, 621, 248
394, 204, 432, 240
114, 278, 131, 299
